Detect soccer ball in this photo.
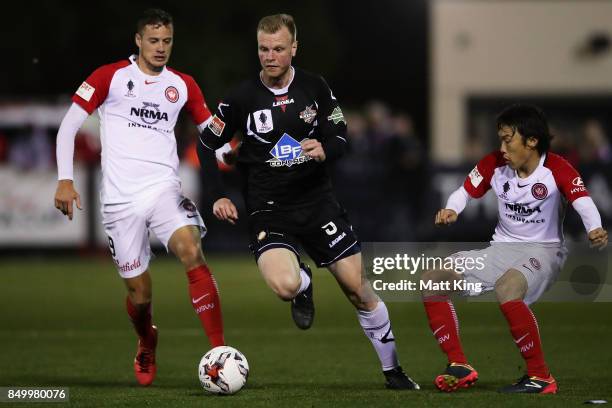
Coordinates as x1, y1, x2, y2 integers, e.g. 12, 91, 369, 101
198, 346, 249, 395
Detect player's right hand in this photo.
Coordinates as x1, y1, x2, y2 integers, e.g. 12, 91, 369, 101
588, 227, 608, 250
435, 209, 458, 226
213, 198, 238, 225
54, 179, 82, 221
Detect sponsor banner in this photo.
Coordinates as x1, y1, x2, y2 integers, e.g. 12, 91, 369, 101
0, 166, 88, 245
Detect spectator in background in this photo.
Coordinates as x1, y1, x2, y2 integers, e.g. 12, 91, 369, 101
365, 100, 394, 146
549, 124, 580, 168
0, 131, 8, 162
580, 119, 611, 164
380, 113, 425, 240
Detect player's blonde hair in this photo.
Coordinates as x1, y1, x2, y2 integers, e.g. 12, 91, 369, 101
257, 14, 297, 42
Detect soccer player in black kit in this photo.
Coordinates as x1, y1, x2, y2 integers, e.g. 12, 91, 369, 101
197, 13, 418, 389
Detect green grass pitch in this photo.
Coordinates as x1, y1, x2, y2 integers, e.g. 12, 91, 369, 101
1, 255, 611, 407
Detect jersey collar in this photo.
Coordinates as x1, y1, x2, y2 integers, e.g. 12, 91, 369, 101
259, 66, 295, 95
129, 54, 168, 79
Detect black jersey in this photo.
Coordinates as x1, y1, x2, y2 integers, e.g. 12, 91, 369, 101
198, 67, 348, 213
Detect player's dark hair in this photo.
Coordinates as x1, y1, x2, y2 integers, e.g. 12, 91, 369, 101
257, 14, 297, 42
496, 104, 551, 154
137, 8, 173, 34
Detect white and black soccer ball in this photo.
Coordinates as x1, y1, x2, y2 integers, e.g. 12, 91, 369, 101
198, 346, 249, 395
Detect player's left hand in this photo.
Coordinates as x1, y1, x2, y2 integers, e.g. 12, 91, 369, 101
301, 139, 326, 162
588, 227, 608, 250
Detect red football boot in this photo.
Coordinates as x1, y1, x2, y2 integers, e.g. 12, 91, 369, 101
435, 362, 479, 392
134, 325, 158, 386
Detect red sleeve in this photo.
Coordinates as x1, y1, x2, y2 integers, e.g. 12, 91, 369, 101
463, 151, 505, 198
71, 60, 129, 114
545, 152, 590, 203
169, 69, 212, 125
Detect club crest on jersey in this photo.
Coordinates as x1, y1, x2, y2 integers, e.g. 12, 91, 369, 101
125, 80, 136, 98
208, 115, 226, 137
531, 183, 548, 200
165, 86, 179, 103
130, 102, 168, 125
299, 105, 317, 124
273, 95, 294, 112
267, 133, 312, 167
327, 106, 346, 125
253, 109, 273, 133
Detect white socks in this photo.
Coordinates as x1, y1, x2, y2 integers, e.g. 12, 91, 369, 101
296, 268, 311, 295
357, 301, 400, 371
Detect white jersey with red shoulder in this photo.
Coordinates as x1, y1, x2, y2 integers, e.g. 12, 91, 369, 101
72, 55, 212, 204
463, 151, 589, 243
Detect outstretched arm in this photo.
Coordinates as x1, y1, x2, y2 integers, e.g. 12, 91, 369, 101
435, 186, 471, 226
572, 196, 608, 249
54, 103, 88, 220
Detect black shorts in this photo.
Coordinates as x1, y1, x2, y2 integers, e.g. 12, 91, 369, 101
248, 199, 361, 267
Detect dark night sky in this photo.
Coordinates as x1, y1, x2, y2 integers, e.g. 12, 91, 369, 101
5, 0, 428, 133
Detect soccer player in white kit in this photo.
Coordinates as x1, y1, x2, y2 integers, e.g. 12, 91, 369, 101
420, 104, 608, 394
54, 9, 227, 386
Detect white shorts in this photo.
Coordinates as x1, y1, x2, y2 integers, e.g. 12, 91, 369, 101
101, 188, 206, 279
450, 243, 568, 305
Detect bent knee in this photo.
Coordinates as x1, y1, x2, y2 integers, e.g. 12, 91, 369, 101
495, 270, 527, 302
269, 277, 300, 301
176, 244, 204, 267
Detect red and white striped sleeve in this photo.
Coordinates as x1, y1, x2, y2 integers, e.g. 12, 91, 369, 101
71, 60, 129, 114
462, 151, 505, 199
545, 152, 590, 203
170, 70, 212, 129
545, 153, 601, 233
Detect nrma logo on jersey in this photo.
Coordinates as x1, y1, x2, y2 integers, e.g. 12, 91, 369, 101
130, 102, 169, 125
267, 133, 312, 168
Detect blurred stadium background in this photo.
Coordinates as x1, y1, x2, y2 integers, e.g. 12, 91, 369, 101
1, 1, 612, 405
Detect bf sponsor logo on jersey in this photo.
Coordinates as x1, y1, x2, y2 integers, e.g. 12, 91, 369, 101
130, 102, 169, 125
267, 133, 312, 167
253, 109, 273, 133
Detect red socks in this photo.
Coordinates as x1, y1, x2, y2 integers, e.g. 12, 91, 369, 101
500, 300, 549, 378
126, 297, 155, 347
423, 295, 467, 364
187, 264, 225, 347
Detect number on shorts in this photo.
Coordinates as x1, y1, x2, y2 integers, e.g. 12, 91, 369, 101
108, 236, 116, 257
322, 221, 338, 236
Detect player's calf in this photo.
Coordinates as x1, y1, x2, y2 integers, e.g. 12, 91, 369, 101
290, 263, 314, 329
